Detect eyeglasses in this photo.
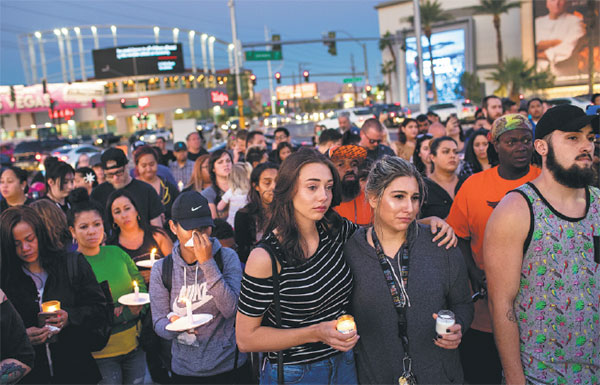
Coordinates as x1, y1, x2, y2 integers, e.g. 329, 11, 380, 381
364, 133, 383, 145
105, 167, 125, 179
274, 135, 289, 141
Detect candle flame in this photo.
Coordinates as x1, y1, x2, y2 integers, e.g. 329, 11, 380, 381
150, 248, 157, 258
133, 280, 138, 288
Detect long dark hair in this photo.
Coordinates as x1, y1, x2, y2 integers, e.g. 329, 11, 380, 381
240, 162, 279, 232
0, 206, 62, 285
44, 156, 74, 190
429, 136, 457, 173
264, 148, 342, 265
463, 129, 498, 173
413, 133, 433, 175
398, 118, 417, 144
208, 149, 233, 204
105, 189, 151, 243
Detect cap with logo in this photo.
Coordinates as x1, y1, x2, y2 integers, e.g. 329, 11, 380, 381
173, 141, 187, 152
101, 147, 128, 170
171, 191, 214, 230
534, 104, 599, 140
329, 145, 367, 161
489, 114, 533, 142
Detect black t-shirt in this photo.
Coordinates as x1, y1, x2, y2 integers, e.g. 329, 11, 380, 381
421, 177, 466, 219
91, 178, 164, 221
157, 149, 175, 167
187, 148, 208, 162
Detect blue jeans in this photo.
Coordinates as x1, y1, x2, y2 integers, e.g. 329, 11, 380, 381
96, 347, 146, 384
260, 350, 357, 385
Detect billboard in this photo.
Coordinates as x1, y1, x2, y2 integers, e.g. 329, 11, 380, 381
93, 43, 184, 79
405, 28, 466, 104
534, 0, 599, 85
276, 83, 318, 100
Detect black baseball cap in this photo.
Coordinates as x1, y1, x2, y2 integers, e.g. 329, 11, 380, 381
535, 104, 599, 140
171, 191, 213, 230
101, 147, 128, 170
173, 141, 187, 152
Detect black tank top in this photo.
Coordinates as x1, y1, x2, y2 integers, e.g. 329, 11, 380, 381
109, 230, 164, 270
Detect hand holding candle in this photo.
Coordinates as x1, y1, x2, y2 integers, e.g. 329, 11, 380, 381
41, 300, 61, 313
336, 315, 356, 334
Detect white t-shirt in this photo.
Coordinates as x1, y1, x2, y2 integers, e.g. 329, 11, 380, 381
221, 188, 248, 228
535, 13, 584, 67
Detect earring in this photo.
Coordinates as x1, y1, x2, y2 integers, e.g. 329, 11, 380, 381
137, 215, 141, 221
112, 222, 118, 229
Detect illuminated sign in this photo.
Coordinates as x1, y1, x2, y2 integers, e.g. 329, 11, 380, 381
48, 108, 75, 119
276, 83, 318, 100
138, 97, 150, 108
0, 83, 105, 114
93, 43, 184, 79
211, 91, 229, 105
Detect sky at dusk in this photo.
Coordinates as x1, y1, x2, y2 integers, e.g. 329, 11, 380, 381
0, 0, 386, 91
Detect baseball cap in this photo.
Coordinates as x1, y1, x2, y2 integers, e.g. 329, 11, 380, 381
490, 114, 532, 141
89, 153, 102, 167
101, 147, 128, 170
173, 141, 187, 152
534, 104, 599, 140
329, 145, 367, 161
171, 191, 214, 230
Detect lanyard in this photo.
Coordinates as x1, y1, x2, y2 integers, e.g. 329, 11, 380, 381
371, 228, 411, 351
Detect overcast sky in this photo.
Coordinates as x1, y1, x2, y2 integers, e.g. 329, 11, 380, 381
0, 0, 385, 91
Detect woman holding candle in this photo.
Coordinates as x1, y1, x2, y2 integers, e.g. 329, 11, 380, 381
106, 189, 172, 284
0, 166, 32, 213
0, 205, 109, 384
67, 189, 148, 385
344, 156, 473, 384
133, 145, 179, 227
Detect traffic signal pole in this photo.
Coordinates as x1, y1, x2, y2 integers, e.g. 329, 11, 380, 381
228, 0, 245, 129
264, 25, 276, 115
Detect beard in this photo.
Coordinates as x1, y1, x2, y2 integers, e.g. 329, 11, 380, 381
341, 174, 361, 200
546, 142, 595, 188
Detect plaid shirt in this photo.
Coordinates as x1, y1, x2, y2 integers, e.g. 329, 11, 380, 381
169, 159, 195, 186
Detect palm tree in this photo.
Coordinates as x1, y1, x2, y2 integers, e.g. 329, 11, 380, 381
408, 0, 452, 103
474, 0, 521, 64
380, 61, 395, 102
487, 57, 554, 102
459, 71, 484, 103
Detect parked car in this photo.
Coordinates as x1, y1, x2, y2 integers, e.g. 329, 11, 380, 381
428, 99, 477, 122
371, 104, 412, 127
51, 144, 101, 168
318, 107, 376, 129
138, 129, 172, 144
12, 139, 72, 171
95, 132, 121, 148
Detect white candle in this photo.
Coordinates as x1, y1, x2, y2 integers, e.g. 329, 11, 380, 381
336, 314, 356, 334
150, 248, 157, 263
133, 281, 139, 300
436, 310, 455, 335
185, 297, 193, 321
41, 300, 61, 313
178, 181, 184, 191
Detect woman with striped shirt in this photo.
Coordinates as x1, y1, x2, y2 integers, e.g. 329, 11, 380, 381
236, 148, 360, 384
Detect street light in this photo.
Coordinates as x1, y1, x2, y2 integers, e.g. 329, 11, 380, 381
173, 28, 179, 43
153, 26, 160, 43
34, 31, 41, 39
53, 29, 61, 36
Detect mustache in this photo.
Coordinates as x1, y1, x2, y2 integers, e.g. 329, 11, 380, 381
576, 154, 592, 161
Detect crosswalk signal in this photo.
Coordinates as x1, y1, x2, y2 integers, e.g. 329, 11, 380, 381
250, 74, 257, 86
303, 70, 309, 83
275, 72, 281, 84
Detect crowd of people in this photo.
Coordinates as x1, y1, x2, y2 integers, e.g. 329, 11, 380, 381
0, 93, 598, 385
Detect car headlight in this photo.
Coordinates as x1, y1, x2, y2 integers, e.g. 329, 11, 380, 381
150, 135, 156, 140
140, 136, 145, 141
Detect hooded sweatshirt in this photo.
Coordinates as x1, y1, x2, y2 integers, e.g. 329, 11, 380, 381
149, 238, 246, 377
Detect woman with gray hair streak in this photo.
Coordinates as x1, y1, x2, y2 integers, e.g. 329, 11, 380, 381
344, 156, 473, 384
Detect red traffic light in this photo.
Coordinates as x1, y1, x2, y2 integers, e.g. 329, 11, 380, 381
302, 70, 309, 77
250, 74, 257, 81
275, 72, 281, 84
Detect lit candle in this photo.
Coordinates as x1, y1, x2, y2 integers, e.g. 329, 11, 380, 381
184, 297, 193, 321
133, 280, 139, 300
178, 180, 184, 191
336, 314, 356, 334
150, 248, 157, 263
436, 310, 455, 335
41, 300, 61, 313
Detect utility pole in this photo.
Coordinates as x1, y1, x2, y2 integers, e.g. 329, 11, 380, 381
350, 54, 358, 106
265, 25, 275, 115
228, 0, 245, 129
412, 0, 427, 113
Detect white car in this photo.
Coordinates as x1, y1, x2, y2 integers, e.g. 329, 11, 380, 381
51, 144, 101, 168
428, 100, 477, 122
318, 107, 376, 129
139, 129, 172, 143
546, 97, 590, 111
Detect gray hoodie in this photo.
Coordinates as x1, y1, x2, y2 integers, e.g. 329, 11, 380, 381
149, 238, 247, 377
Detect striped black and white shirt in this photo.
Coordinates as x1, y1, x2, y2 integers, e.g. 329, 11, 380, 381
238, 218, 358, 364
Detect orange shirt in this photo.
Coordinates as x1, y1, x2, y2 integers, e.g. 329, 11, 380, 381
334, 190, 373, 226
446, 165, 541, 332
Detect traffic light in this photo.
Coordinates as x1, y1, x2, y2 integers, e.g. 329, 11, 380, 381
303, 70, 309, 83
365, 85, 372, 96
91, 99, 97, 108
250, 74, 257, 86
275, 72, 281, 84
9, 86, 15, 102
324, 31, 336, 56
42, 79, 47, 94
272, 34, 281, 51
120, 98, 126, 108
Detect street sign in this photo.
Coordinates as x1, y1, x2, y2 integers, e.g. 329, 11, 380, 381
343, 77, 362, 83
245, 51, 283, 61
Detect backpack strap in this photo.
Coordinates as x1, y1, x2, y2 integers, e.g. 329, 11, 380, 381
161, 254, 173, 293
66, 252, 80, 287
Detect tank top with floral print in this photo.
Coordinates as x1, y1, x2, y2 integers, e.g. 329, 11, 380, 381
513, 182, 600, 385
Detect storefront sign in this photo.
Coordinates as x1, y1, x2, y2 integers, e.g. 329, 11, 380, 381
211, 91, 229, 105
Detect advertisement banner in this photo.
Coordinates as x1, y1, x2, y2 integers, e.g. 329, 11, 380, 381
276, 83, 318, 100
534, 0, 599, 85
0, 82, 106, 114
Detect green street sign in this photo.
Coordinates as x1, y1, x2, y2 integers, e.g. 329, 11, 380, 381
343, 77, 362, 84
245, 50, 283, 61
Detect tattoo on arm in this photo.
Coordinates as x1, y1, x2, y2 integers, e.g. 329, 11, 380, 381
0, 361, 29, 384
506, 308, 518, 323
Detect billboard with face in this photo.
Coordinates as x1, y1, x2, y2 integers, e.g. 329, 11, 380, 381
534, 0, 599, 85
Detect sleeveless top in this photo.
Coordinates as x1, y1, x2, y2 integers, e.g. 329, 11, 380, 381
108, 230, 164, 269
512, 182, 600, 385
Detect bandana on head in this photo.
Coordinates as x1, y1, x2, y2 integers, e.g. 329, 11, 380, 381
329, 145, 367, 161
489, 114, 532, 142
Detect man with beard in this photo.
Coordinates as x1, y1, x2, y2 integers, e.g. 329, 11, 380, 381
482, 95, 503, 125
446, 114, 541, 384
331, 145, 373, 226
484, 105, 599, 385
